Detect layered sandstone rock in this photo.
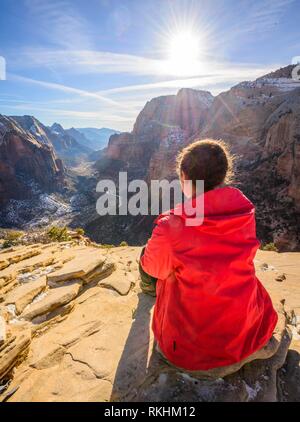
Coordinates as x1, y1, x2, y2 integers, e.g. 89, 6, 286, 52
0, 324, 31, 383
5, 277, 47, 315
0, 316, 6, 344
47, 251, 109, 285
0, 243, 299, 402
21, 282, 82, 321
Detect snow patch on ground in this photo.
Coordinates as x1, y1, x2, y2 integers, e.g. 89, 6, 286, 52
31, 291, 48, 305
22, 291, 49, 315
18, 265, 56, 284
6, 304, 16, 318
159, 127, 185, 148
18, 272, 39, 284
39, 194, 73, 217
0, 192, 74, 229
244, 381, 262, 401
260, 263, 276, 272
195, 91, 214, 108
70, 193, 90, 210
239, 78, 300, 93
29, 124, 50, 146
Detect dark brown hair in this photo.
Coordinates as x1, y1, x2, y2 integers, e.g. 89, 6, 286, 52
176, 139, 234, 192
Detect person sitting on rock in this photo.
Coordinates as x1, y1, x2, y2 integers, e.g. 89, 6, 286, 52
139, 139, 278, 377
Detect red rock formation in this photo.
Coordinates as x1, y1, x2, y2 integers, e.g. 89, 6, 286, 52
0, 115, 64, 207
132, 88, 213, 137
102, 89, 213, 181
197, 67, 300, 250
93, 66, 300, 250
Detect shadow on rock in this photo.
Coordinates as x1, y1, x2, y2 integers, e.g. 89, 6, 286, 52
110, 292, 155, 401
278, 347, 300, 401
112, 299, 293, 402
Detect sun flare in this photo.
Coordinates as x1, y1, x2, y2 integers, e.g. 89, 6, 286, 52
166, 30, 202, 77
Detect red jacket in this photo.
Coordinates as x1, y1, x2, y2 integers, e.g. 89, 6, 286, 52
140, 186, 278, 371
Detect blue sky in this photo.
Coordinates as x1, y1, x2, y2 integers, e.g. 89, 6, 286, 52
0, 0, 299, 131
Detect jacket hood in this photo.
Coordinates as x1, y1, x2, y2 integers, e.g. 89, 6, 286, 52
158, 186, 256, 236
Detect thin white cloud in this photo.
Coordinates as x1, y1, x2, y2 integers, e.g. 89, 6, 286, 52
97, 64, 279, 96
4, 102, 136, 131
203, 0, 295, 53
24, 0, 93, 50
241, 0, 295, 34
13, 48, 163, 76
5, 103, 135, 121
9, 73, 123, 108
12, 48, 282, 83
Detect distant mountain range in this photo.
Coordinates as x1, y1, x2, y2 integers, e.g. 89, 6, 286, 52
0, 115, 104, 228
1, 65, 300, 250
67, 127, 120, 151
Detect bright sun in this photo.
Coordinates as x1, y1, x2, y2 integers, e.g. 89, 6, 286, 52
166, 30, 201, 77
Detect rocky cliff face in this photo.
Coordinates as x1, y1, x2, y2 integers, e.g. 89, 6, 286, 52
88, 89, 214, 245
0, 115, 64, 207
145, 89, 213, 181
91, 66, 300, 250
9, 117, 93, 167
133, 88, 213, 137
0, 116, 101, 229
198, 70, 300, 250
100, 89, 213, 181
